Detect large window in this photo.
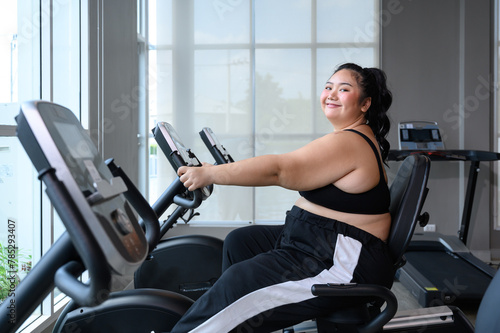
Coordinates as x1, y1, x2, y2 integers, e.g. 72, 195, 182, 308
148, 0, 380, 224
0, 0, 84, 330
0, 1, 41, 323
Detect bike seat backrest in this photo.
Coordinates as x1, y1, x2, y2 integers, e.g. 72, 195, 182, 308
387, 154, 430, 268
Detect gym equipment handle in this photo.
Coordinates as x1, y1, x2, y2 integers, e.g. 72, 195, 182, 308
172, 178, 203, 209
106, 158, 160, 253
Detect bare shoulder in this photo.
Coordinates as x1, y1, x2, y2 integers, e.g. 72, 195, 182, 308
302, 129, 375, 170
325, 128, 382, 169
321, 128, 377, 154
338, 128, 378, 148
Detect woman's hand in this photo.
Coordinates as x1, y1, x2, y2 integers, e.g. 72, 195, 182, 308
178, 162, 214, 191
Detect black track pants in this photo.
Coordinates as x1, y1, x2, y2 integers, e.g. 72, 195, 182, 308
222, 224, 284, 271
170, 206, 394, 333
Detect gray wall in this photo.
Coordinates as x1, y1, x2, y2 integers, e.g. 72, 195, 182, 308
381, 0, 496, 255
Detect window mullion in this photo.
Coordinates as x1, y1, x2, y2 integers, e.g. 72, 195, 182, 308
311, 0, 317, 135
40, 0, 52, 101
250, 0, 256, 224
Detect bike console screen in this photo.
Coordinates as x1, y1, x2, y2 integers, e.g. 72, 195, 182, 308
16, 101, 148, 276
153, 122, 215, 200
152, 122, 202, 169
199, 127, 234, 165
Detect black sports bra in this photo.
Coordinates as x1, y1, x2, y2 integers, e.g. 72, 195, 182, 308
299, 129, 390, 214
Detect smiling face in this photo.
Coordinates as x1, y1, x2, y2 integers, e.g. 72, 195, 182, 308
320, 69, 371, 129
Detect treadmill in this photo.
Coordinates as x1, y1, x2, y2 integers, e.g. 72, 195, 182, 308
390, 121, 499, 307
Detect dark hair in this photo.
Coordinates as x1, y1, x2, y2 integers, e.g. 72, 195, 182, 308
334, 63, 392, 163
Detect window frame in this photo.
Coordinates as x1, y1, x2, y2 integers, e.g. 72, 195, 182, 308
0, 0, 88, 331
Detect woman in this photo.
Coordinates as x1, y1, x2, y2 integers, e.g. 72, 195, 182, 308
171, 63, 393, 333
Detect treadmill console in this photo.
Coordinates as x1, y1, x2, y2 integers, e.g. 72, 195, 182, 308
16, 101, 148, 276
199, 127, 234, 165
399, 121, 444, 150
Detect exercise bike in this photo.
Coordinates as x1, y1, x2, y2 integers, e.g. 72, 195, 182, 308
0, 101, 215, 332
133, 125, 241, 301
133, 122, 224, 301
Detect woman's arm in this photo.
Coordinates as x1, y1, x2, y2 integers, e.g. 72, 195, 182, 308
178, 131, 367, 191
177, 155, 282, 191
